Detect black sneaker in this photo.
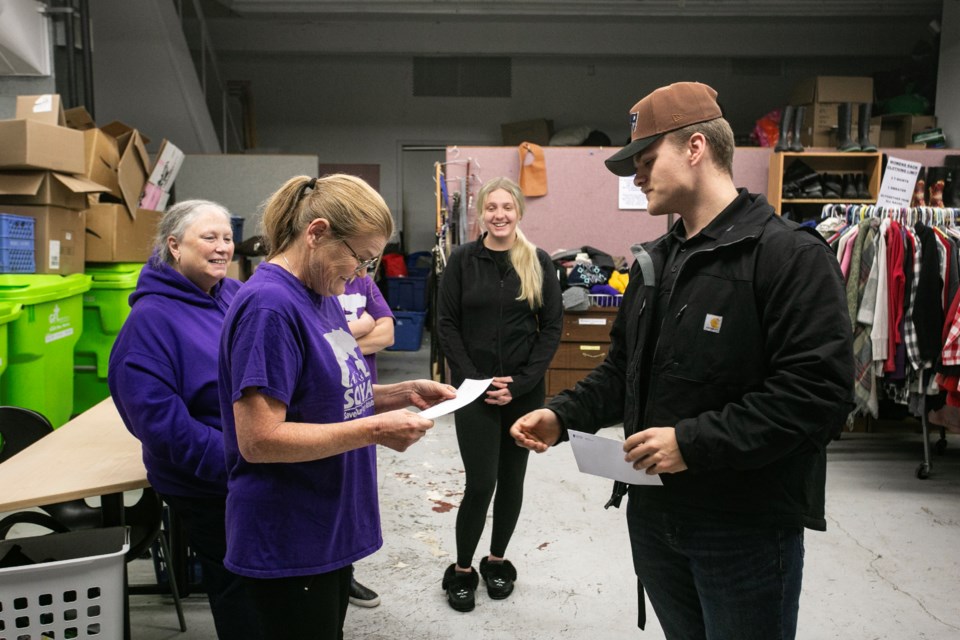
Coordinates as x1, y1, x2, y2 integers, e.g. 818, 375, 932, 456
349, 577, 381, 608
479, 557, 517, 600
442, 563, 478, 612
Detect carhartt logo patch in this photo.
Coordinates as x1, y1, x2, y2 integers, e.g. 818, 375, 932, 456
703, 314, 722, 333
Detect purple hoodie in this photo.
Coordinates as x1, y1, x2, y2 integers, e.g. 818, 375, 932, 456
108, 259, 241, 498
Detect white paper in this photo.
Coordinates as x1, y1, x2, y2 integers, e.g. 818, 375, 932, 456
568, 430, 663, 486
876, 157, 922, 209
618, 176, 648, 210
418, 378, 494, 420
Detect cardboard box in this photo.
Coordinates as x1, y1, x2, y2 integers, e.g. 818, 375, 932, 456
790, 76, 874, 105
0, 119, 85, 174
62, 107, 122, 199
878, 114, 938, 148
139, 139, 184, 211
501, 119, 554, 146
84, 203, 161, 262
0, 171, 108, 209
0, 203, 85, 274
795, 103, 880, 148
100, 121, 150, 219
63, 106, 97, 131
15, 94, 66, 126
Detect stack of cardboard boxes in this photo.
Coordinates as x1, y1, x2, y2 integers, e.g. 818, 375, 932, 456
0, 94, 184, 274
789, 76, 938, 150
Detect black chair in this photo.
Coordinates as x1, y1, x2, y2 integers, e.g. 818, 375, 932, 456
0, 405, 186, 632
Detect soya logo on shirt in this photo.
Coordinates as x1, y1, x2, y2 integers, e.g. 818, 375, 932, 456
323, 328, 373, 416
45, 304, 74, 344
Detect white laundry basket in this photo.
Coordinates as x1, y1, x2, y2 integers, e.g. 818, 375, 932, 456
0, 526, 129, 639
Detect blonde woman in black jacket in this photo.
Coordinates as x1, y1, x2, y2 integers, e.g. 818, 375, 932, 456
436, 177, 563, 612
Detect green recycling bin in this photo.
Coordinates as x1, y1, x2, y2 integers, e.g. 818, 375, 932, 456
0, 301, 23, 452
0, 274, 92, 428
74, 263, 144, 415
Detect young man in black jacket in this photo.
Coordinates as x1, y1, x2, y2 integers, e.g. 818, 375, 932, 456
510, 82, 854, 640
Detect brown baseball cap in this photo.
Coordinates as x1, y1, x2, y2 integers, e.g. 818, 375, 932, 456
605, 81, 723, 177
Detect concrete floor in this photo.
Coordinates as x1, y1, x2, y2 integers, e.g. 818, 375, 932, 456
119, 334, 960, 639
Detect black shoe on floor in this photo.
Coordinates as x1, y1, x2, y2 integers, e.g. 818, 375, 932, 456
442, 563, 478, 612
479, 557, 517, 600
349, 577, 381, 608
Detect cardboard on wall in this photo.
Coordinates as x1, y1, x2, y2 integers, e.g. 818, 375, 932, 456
15, 94, 66, 126
0, 203, 85, 274
0, 171, 108, 210
0, 119, 85, 174
501, 119, 554, 146
100, 121, 150, 219
789, 76, 874, 105
84, 203, 161, 262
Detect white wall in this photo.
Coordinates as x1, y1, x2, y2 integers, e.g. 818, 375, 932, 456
88, 0, 220, 154
937, 0, 960, 147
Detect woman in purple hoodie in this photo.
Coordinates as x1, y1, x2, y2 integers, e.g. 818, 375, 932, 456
108, 199, 260, 639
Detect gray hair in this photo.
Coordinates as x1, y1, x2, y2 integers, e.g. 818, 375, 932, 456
152, 199, 232, 266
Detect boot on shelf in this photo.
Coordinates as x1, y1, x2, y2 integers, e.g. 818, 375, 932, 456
856, 174, 872, 200
842, 174, 858, 200
857, 103, 877, 152
911, 168, 927, 208
927, 167, 946, 208
782, 159, 820, 198
789, 105, 805, 152
822, 173, 843, 198
836, 103, 860, 152
943, 156, 960, 208
774, 105, 794, 153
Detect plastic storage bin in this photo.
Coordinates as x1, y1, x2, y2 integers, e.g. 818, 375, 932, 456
0, 213, 36, 273
74, 263, 144, 415
405, 251, 432, 279
385, 276, 427, 311
230, 216, 245, 256
0, 273, 92, 427
0, 527, 129, 640
386, 310, 427, 351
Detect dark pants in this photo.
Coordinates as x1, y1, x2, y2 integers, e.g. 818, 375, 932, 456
453, 381, 543, 568
627, 496, 804, 640
246, 565, 352, 640
161, 493, 262, 640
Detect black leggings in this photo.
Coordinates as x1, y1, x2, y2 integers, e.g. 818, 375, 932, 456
454, 380, 543, 569
246, 565, 351, 640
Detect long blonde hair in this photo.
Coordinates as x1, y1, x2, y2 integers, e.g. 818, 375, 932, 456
477, 177, 543, 309
261, 174, 393, 258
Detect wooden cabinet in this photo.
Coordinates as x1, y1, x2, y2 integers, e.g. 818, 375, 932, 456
546, 306, 617, 397
766, 151, 882, 213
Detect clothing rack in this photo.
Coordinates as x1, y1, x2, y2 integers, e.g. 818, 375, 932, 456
820, 204, 960, 478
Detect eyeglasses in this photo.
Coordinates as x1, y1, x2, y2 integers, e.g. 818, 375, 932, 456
340, 238, 381, 276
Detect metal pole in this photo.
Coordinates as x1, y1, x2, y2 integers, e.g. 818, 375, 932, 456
61, 1, 78, 108
79, 0, 94, 116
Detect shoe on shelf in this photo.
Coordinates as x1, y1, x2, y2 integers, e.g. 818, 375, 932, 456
479, 557, 517, 600
442, 564, 478, 612
349, 577, 381, 608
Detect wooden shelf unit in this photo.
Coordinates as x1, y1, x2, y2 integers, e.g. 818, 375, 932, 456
767, 151, 882, 213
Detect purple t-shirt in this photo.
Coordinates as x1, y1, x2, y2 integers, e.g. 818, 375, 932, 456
338, 276, 394, 383
218, 263, 381, 578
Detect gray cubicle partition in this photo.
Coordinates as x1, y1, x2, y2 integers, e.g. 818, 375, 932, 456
174, 154, 319, 234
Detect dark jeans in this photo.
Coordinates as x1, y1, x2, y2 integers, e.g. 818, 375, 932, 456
161, 493, 262, 639
246, 565, 352, 640
453, 381, 542, 568
626, 496, 804, 640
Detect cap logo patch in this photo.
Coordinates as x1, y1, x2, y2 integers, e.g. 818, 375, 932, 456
630, 112, 638, 133
671, 113, 685, 122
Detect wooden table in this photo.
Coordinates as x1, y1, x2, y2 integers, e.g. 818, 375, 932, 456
0, 396, 147, 639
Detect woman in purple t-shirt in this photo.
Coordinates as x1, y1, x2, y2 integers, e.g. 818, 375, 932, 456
219, 174, 455, 639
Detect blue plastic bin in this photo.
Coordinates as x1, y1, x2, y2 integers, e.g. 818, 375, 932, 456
387, 311, 426, 351
406, 251, 432, 279
385, 276, 427, 311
